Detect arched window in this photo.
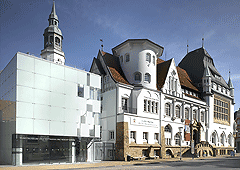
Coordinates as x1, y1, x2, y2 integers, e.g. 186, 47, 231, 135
153, 56, 155, 65
185, 108, 189, 120
201, 111, 204, 122
165, 103, 170, 116
175, 133, 180, 146
145, 73, 151, 83
212, 132, 217, 145
146, 53, 151, 63
193, 110, 197, 120
220, 133, 225, 146
175, 106, 180, 118
55, 37, 60, 46
164, 125, 171, 132
125, 54, 130, 62
165, 125, 172, 146
134, 72, 142, 82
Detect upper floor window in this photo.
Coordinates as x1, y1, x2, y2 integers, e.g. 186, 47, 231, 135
144, 99, 147, 112
185, 108, 189, 120
147, 100, 151, 112
153, 56, 155, 65
145, 73, 151, 83
78, 85, 84, 97
165, 103, 170, 116
55, 37, 60, 46
109, 131, 114, 140
122, 98, 128, 111
175, 106, 180, 118
155, 102, 158, 114
193, 110, 197, 120
164, 125, 171, 132
175, 133, 180, 146
146, 53, 151, 63
201, 111, 204, 122
134, 72, 142, 82
125, 54, 130, 62
90, 87, 94, 99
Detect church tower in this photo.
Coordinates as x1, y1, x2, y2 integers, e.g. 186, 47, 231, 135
41, 1, 65, 65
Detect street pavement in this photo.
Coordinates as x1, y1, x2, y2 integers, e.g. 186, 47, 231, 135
1, 154, 240, 170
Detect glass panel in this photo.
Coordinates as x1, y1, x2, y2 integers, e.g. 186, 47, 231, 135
35, 59, 50, 76
35, 74, 50, 91
65, 67, 77, 83
50, 78, 65, 94
34, 104, 50, 120
34, 89, 50, 105
51, 63, 64, 80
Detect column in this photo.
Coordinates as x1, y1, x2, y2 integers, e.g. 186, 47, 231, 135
198, 107, 201, 122
12, 135, 23, 166
190, 104, 193, 123
172, 99, 176, 119
182, 102, 185, 121
71, 142, 76, 163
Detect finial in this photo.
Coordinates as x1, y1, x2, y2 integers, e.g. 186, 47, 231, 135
202, 37, 204, 48
187, 40, 189, 54
100, 39, 103, 51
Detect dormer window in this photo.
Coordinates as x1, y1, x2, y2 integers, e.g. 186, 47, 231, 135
125, 54, 130, 62
144, 73, 151, 83
146, 53, 151, 63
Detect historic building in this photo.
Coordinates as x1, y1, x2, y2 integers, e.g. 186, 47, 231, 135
0, 2, 101, 165
90, 39, 235, 160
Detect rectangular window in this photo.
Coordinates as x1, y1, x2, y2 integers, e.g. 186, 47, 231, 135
152, 101, 155, 113
97, 89, 101, 100
108, 149, 113, 157
147, 101, 151, 112
154, 133, 159, 141
109, 131, 114, 140
130, 131, 136, 140
144, 99, 147, 112
90, 87, 94, 99
78, 85, 84, 97
143, 132, 148, 142
122, 98, 128, 111
155, 102, 158, 114
87, 73, 90, 86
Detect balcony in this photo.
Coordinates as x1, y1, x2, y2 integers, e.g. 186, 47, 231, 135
118, 107, 137, 114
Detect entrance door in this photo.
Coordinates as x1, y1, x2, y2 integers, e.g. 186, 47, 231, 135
193, 130, 199, 146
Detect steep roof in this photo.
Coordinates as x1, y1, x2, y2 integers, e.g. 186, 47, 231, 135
101, 52, 130, 85
179, 47, 229, 89
157, 59, 172, 89
177, 67, 199, 92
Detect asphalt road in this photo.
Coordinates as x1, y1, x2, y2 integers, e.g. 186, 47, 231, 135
64, 157, 240, 170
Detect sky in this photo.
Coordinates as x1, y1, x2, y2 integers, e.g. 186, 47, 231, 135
0, 0, 239, 111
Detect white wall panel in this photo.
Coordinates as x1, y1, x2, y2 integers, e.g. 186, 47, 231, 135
92, 100, 101, 112
33, 104, 50, 120
16, 102, 33, 118
49, 121, 64, 135
16, 117, 33, 134
17, 54, 34, 72
64, 81, 76, 96
90, 74, 100, 88
49, 106, 65, 121
65, 67, 77, 83
87, 112, 93, 125
16, 86, 33, 103
35, 59, 50, 76
35, 74, 50, 91
17, 70, 34, 88
34, 89, 50, 105
65, 109, 78, 122
51, 63, 64, 80
50, 92, 65, 107
34, 119, 49, 135
95, 125, 100, 137
65, 122, 77, 136
84, 86, 89, 99
80, 124, 89, 137
78, 97, 86, 111
77, 71, 87, 85
50, 78, 65, 94
65, 95, 77, 109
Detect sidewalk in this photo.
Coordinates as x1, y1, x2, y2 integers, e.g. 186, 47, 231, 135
1, 154, 239, 170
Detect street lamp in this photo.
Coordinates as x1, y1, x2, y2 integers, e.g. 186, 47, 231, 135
178, 127, 183, 161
